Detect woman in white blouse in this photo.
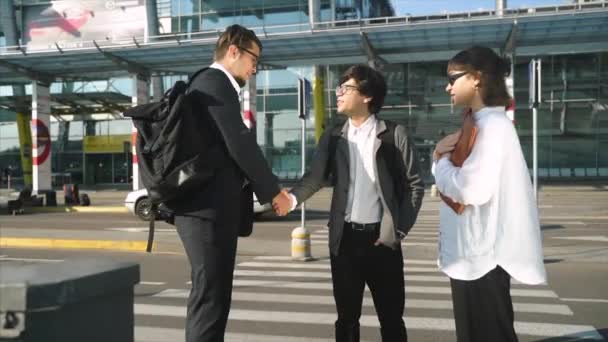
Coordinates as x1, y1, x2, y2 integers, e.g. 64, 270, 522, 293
432, 46, 546, 342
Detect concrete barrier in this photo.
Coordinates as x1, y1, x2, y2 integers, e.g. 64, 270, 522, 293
0, 259, 139, 341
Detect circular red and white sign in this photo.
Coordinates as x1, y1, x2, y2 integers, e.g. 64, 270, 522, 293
32, 119, 51, 166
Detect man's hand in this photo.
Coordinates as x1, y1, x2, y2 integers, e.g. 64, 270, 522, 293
433, 129, 462, 161
272, 189, 293, 216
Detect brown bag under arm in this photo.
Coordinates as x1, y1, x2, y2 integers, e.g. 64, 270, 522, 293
439, 109, 478, 214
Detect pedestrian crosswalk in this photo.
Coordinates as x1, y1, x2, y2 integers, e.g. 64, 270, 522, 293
134, 220, 604, 342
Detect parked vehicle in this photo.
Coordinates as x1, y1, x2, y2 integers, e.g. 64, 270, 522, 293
124, 189, 272, 221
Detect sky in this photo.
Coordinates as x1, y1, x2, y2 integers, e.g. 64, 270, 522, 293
391, 0, 574, 16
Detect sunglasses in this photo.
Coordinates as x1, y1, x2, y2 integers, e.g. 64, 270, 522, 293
447, 72, 468, 85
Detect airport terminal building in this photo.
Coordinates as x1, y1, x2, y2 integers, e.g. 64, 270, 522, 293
0, 0, 607, 191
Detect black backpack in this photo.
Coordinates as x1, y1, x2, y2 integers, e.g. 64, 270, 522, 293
123, 68, 213, 252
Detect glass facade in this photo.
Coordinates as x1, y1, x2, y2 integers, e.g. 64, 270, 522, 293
1, 0, 606, 188
157, 0, 394, 34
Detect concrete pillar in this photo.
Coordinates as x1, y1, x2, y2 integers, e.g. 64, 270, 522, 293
506, 53, 515, 122
2, 0, 33, 186
31, 82, 52, 193
496, 0, 507, 16
309, 0, 320, 29
146, 0, 160, 40
16, 111, 33, 187
243, 75, 257, 134
151, 75, 164, 102
131, 75, 149, 190
0, 0, 19, 47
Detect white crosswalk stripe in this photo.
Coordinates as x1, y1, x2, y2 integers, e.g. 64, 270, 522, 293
134, 227, 603, 341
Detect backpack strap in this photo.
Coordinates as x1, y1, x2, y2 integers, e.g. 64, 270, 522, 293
146, 209, 155, 253
186, 67, 210, 88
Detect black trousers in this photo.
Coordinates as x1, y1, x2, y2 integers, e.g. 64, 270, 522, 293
175, 214, 239, 342
330, 224, 407, 342
450, 266, 518, 342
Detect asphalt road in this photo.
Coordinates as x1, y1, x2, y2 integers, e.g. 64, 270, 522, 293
1, 185, 607, 341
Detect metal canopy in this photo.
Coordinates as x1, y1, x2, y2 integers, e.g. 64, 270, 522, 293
1, 4, 607, 85
0, 92, 132, 116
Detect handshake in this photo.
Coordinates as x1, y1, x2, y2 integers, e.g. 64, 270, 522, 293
272, 189, 294, 216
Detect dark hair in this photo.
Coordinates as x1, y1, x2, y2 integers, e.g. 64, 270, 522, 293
447, 46, 511, 107
214, 25, 262, 61
339, 65, 387, 113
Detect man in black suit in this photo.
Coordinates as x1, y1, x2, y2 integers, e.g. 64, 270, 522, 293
167, 25, 291, 342
274, 65, 425, 342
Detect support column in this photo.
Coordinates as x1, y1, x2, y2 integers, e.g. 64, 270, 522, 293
31, 82, 52, 193
309, 0, 320, 29
2, 0, 33, 186
131, 75, 149, 190
506, 53, 515, 122
145, 0, 160, 40
243, 75, 257, 133
151, 75, 164, 102
313, 65, 326, 143
0, 0, 19, 48
503, 21, 517, 122
496, 0, 507, 16
16, 110, 33, 186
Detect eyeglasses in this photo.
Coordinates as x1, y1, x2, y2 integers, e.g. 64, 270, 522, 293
335, 84, 358, 96
447, 72, 468, 86
238, 46, 259, 67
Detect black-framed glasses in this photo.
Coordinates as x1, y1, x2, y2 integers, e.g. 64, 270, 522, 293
447, 72, 468, 85
238, 46, 259, 66
335, 84, 358, 96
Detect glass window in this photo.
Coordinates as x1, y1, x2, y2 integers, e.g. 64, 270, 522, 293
109, 120, 133, 135
0, 138, 19, 152
515, 53, 608, 178
0, 122, 18, 138
54, 152, 83, 185
180, 15, 200, 33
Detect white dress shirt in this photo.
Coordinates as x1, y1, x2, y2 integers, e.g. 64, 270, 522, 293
344, 115, 383, 223
432, 106, 546, 285
289, 115, 383, 224
210, 62, 241, 96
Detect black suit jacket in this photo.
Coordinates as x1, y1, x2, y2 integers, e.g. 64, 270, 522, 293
166, 67, 280, 235
290, 119, 425, 255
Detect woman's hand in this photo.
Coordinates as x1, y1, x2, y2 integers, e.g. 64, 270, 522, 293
433, 130, 462, 161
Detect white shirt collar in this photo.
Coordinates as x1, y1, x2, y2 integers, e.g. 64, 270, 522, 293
210, 62, 241, 95
348, 114, 376, 135
473, 106, 504, 121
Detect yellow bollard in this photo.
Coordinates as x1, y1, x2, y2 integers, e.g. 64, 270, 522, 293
291, 226, 313, 261
431, 184, 438, 197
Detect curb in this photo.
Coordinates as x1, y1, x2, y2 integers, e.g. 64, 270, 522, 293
27, 206, 129, 214
0, 237, 152, 252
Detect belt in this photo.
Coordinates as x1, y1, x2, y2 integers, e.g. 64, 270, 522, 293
345, 221, 380, 232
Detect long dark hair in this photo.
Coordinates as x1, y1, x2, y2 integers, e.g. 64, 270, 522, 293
448, 46, 511, 107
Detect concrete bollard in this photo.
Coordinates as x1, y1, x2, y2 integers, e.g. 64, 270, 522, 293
431, 184, 438, 197
291, 226, 313, 261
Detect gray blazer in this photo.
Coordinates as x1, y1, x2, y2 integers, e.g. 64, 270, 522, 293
291, 118, 425, 255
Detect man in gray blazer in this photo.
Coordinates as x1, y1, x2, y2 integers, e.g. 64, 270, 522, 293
273, 65, 424, 342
